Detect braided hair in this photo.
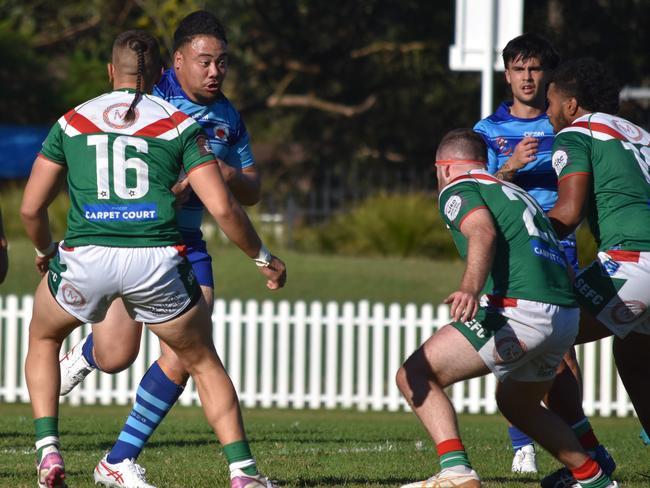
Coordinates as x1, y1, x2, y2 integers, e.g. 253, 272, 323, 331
111, 30, 161, 123
124, 39, 146, 123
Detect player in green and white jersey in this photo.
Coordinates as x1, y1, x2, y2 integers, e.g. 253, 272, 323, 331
21, 30, 285, 488
397, 129, 618, 488
546, 57, 650, 465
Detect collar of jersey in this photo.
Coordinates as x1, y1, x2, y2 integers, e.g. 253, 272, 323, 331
114, 88, 138, 94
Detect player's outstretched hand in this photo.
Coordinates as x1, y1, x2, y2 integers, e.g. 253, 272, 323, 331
444, 290, 479, 323
257, 255, 287, 290
510, 136, 539, 169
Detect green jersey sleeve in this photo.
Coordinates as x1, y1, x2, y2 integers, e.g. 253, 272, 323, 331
39, 121, 66, 165
180, 122, 218, 173
439, 182, 488, 232
552, 130, 592, 181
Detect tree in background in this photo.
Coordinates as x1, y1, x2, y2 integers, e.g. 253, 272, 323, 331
1, 0, 649, 225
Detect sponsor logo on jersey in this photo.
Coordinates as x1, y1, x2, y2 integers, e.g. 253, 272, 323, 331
613, 119, 642, 142
61, 284, 86, 307
524, 131, 545, 137
214, 124, 229, 141
493, 335, 527, 364
103, 103, 139, 129
574, 277, 604, 305
611, 300, 647, 324
83, 203, 158, 221
531, 239, 566, 267
444, 195, 463, 221
195, 134, 213, 157
496, 137, 512, 156
552, 149, 569, 175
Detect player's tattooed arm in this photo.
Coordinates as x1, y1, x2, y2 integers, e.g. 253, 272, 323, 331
495, 137, 538, 181
494, 164, 518, 181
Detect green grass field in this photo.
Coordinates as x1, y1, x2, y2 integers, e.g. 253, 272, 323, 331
0, 404, 647, 487
0, 237, 464, 306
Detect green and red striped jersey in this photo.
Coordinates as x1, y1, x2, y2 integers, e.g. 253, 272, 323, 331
438, 170, 576, 306
552, 112, 650, 252
40, 89, 216, 247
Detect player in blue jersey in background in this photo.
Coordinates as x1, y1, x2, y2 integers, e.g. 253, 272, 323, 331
474, 34, 615, 480
58, 12, 275, 488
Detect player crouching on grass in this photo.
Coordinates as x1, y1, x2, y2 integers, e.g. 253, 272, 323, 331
395, 129, 619, 488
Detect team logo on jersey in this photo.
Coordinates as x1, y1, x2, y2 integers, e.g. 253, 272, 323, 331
494, 335, 527, 364
195, 134, 214, 157
496, 137, 512, 156
444, 195, 463, 221
551, 149, 569, 176
611, 300, 647, 324
214, 124, 229, 141
613, 119, 642, 142
61, 284, 86, 307
103, 103, 139, 129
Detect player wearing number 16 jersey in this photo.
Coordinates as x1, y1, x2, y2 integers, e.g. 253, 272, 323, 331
397, 129, 618, 488
546, 58, 650, 458
21, 30, 285, 488
41, 92, 211, 249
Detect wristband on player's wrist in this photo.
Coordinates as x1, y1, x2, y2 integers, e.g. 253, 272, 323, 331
253, 244, 272, 267
35, 241, 57, 258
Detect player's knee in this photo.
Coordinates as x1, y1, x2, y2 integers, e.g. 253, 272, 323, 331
94, 345, 139, 373
395, 365, 408, 393
397, 349, 444, 392
95, 357, 132, 374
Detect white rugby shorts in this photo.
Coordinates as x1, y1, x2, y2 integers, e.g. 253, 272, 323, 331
47, 243, 198, 324
575, 250, 650, 338
452, 296, 579, 382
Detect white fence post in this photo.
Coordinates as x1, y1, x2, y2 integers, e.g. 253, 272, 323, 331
0, 295, 635, 417
387, 304, 402, 412
276, 301, 291, 408
292, 301, 307, 409
371, 303, 386, 411
3, 295, 20, 403
308, 301, 323, 409
260, 300, 275, 408
324, 302, 339, 409
243, 300, 259, 408
356, 300, 370, 411
341, 302, 355, 409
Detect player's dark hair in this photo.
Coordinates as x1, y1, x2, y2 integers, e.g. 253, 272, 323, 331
112, 30, 161, 123
502, 32, 560, 70
549, 58, 620, 115
173, 10, 227, 53
437, 129, 487, 162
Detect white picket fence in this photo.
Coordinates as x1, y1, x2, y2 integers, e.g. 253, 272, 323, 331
0, 294, 635, 417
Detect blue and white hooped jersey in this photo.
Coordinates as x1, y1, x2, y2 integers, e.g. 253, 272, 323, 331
473, 101, 556, 211
154, 68, 255, 241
